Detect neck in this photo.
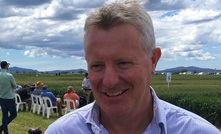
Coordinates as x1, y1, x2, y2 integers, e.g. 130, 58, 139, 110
100, 92, 153, 134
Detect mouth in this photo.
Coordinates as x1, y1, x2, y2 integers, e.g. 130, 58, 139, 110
104, 89, 128, 97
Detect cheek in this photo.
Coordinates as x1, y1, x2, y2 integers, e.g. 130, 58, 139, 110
124, 71, 145, 88
126, 66, 152, 89
88, 73, 100, 90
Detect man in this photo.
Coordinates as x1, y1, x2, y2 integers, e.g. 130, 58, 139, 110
45, 1, 220, 134
41, 85, 62, 116
63, 86, 80, 109
16, 84, 32, 111
0, 61, 17, 134
81, 73, 92, 104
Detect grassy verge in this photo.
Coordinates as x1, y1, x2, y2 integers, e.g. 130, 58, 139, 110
0, 110, 58, 134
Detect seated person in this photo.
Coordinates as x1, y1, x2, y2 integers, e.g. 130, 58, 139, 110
30, 84, 36, 94
14, 85, 22, 92
41, 85, 62, 116
15, 84, 32, 111
33, 81, 43, 95
63, 86, 80, 109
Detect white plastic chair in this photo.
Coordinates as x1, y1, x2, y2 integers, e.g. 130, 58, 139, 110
30, 94, 37, 113
64, 98, 77, 114
42, 97, 58, 118
35, 95, 43, 115
15, 93, 28, 112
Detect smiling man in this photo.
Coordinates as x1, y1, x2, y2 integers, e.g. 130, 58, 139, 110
45, 1, 220, 134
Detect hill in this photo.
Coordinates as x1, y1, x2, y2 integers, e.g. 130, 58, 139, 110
0, 66, 220, 74
1, 67, 87, 74
8, 67, 38, 73
156, 66, 220, 74
44, 69, 87, 74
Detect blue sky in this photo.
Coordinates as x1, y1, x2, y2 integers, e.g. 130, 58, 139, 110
0, 0, 221, 71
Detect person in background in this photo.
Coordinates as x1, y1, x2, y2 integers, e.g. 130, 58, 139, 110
63, 86, 80, 109
33, 81, 43, 95
81, 73, 92, 104
30, 84, 36, 94
15, 84, 32, 111
0, 61, 17, 134
14, 85, 22, 92
41, 85, 62, 116
45, 1, 220, 134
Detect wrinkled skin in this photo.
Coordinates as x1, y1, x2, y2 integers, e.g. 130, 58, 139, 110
84, 24, 161, 133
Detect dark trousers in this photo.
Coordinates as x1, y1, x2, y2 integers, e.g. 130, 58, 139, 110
0, 98, 17, 134
83, 89, 92, 104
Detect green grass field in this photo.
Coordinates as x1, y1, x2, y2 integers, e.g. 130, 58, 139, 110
1, 110, 57, 134
152, 74, 221, 97
0, 73, 220, 133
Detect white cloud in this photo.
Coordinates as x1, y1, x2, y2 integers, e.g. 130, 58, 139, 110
24, 49, 48, 57
0, 0, 221, 70
151, 0, 221, 62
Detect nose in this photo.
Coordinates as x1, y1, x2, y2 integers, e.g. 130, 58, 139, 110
102, 65, 119, 89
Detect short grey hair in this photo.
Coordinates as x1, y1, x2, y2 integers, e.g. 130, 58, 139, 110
84, 0, 155, 56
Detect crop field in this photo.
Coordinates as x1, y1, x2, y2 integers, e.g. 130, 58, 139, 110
152, 74, 221, 127
152, 74, 221, 97
13, 73, 221, 97
14, 73, 85, 98
0, 73, 220, 133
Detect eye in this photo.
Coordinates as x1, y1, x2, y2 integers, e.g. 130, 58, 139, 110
118, 61, 133, 69
90, 64, 104, 72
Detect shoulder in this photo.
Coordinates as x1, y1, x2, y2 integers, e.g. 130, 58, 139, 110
48, 91, 54, 95
63, 93, 68, 97
160, 100, 220, 133
4, 72, 13, 77
45, 104, 94, 134
70, 93, 78, 97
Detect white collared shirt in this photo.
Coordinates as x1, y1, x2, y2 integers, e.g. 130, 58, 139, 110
45, 87, 220, 134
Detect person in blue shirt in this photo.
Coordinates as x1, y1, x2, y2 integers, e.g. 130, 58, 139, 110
45, 1, 220, 134
40, 85, 62, 116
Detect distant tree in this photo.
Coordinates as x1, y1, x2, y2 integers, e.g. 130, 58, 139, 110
194, 70, 197, 74
78, 70, 84, 74
39, 71, 44, 74
180, 69, 187, 73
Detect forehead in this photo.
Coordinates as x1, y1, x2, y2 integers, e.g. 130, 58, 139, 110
84, 24, 148, 63
84, 24, 142, 49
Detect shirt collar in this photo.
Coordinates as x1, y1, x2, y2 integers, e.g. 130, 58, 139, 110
86, 87, 167, 134
150, 87, 167, 133
86, 102, 104, 133
86, 102, 100, 125
1, 69, 7, 72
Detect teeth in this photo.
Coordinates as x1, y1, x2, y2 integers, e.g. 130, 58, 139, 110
106, 91, 123, 97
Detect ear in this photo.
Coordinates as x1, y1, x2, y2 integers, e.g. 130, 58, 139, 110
151, 48, 161, 74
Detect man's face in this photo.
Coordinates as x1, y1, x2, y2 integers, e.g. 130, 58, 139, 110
4, 64, 9, 70
84, 24, 159, 117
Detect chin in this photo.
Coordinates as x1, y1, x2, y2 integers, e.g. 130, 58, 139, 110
100, 101, 131, 116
